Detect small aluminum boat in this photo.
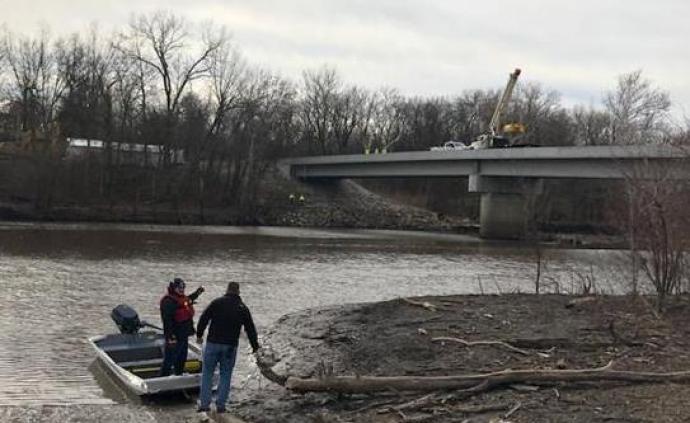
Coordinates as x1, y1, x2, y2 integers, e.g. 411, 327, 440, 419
88, 304, 209, 395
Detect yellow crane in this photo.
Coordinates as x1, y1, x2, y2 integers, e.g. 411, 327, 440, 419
470, 68, 526, 149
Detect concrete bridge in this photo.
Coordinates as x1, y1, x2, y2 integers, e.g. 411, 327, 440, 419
280, 145, 690, 239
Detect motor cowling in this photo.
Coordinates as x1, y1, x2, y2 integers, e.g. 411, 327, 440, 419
111, 304, 142, 334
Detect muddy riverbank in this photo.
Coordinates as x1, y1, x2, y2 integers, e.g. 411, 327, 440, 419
232, 294, 690, 423
0, 165, 467, 232
0, 161, 626, 249
0, 175, 621, 248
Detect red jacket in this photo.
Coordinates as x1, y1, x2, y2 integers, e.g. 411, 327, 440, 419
161, 292, 194, 322
160, 287, 202, 340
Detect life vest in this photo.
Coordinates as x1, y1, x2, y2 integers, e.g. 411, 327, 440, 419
161, 293, 194, 323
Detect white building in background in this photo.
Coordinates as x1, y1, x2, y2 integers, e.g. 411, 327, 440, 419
65, 138, 185, 166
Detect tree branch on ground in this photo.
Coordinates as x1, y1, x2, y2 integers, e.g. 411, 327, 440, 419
431, 336, 531, 356
400, 297, 438, 312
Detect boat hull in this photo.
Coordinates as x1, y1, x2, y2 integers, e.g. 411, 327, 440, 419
88, 332, 210, 395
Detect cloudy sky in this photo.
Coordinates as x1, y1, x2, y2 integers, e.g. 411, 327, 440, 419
2, 0, 689, 116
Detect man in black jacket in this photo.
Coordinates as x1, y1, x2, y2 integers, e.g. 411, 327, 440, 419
196, 281, 259, 413
159, 277, 204, 376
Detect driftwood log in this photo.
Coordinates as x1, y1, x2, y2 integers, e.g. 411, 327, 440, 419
281, 362, 690, 394
400, 297, 438, 311
255, 353, 288, 386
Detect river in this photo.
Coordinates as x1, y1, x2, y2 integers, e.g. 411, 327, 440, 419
0, 222, 630, 419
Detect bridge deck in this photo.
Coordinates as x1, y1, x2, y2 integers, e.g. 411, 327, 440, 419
282, 146, 690, 179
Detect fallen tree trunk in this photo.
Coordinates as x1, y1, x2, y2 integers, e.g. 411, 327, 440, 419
284, 362, 690, 394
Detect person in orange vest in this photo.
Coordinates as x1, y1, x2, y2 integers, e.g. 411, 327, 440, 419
159, 277, 204, 376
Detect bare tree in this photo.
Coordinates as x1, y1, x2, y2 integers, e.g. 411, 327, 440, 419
203, 40, 246, 180
448, 90, 488, 144
207, 41, 245, 138
331, 85, 366, 153
614, 159, 690, 310
55, 28, 119, 204
116, 11, 228, 164
572, 105, 611, 146
1, 26, 64, 132
0, 26, 5, 73
119, 12, 227, 116
511, 82, 569, 146
111, 48, 142, 144
394, 97, 455, 151
601, 70, 685, 308
220, 69, 297, 209
300, 66, 340, 154
175, 40, 246, 218
363, 87, 405, 154
605, 70, 671, 145
57, 28, 116, 140
300, 66, 367, 155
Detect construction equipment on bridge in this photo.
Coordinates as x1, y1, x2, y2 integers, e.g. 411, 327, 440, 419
470, 68, 525, 149
430, 68, 525, 151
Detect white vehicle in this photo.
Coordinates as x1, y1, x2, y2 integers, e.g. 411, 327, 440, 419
430, 140, 469, 151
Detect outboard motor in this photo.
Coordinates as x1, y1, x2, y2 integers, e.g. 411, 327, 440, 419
111, 304, 143, 334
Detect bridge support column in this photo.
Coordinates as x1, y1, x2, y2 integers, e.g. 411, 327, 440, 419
469, 175, 542, 240
479, 193, 526, 239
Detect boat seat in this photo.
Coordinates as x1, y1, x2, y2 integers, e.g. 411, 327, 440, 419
118, 358, 163, 368
106, 346, 163, 363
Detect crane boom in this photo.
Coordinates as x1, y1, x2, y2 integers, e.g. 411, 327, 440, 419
429, 67, 525, 151
488, 68, 521, 136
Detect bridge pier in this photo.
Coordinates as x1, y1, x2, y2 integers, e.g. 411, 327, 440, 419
469, 175, 542, 240
479, 193, 526, 239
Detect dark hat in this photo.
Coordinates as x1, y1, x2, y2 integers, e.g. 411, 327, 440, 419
226, 281, 240, 294
170, 277, 186, 289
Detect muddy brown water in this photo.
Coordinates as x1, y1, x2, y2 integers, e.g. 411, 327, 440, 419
0, 222, 630, 417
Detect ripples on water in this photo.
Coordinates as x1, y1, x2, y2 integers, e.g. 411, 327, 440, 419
0, 222, 630, 408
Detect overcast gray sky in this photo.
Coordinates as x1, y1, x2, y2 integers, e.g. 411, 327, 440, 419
2, 0, 689, 116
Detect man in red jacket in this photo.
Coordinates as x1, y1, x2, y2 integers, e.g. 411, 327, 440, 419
159, 277, 204, 376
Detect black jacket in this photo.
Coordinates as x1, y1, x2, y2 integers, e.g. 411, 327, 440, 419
160, 287, 203, 341
196, 294, 259, 351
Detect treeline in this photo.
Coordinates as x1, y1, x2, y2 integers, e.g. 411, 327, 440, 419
0, 11, 688, 214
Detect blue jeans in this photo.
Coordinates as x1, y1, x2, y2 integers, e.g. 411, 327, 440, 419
199, 342, 238, 411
